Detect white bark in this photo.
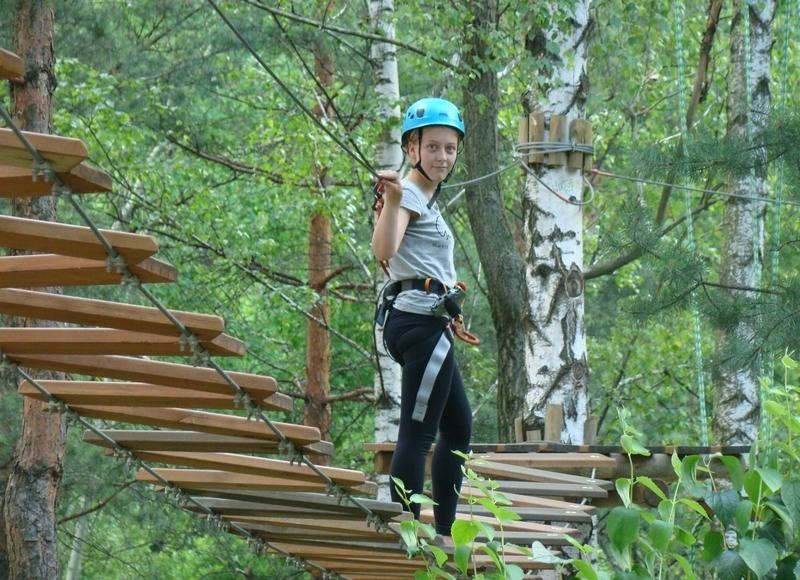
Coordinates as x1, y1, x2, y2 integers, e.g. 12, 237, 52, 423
713, 0, 775, 445
369, 0, 402, 501
522, 0, 591, 444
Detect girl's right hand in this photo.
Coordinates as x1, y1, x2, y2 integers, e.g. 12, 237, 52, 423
376, 170, 402, 206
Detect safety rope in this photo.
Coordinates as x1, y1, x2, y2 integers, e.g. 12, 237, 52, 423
0, 104, 390, 578
759, 2, 793, 463
673, 0, 710, 446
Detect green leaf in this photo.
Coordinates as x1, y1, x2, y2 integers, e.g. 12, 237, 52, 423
648, 519, 673, 553
607, 507, 640, 551
764, 500, 794, 533
673, 553, 696, 580
504, 564, 525, 580
671, 452, 682, 478
398, 520, 419, 553
410, 493, 436, 505
571, 559, 599, 580
738, 537, 778, 578
781, 352, 798, 369
744, 469, 765, 502
678, 497, 710, 519
531, 541, 562, 564
734, 499, 753, 535
701, 530, 724, 562
621, 433, 650, 456
715, 455, 745, 491
426, 544, 448, 567
707, 489, 741, 527
755, 467, 782, 494
716, 550, 748, 580
454, 543, 471, 574
451, 519, 480, 546
674, 525, 695, 546
616, 478, 633, 508
781, 480, 800, 530
636, 476, 668, 502
680, 455, 705, 496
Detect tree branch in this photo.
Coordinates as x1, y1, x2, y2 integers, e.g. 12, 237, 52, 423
58, 480, 136, 524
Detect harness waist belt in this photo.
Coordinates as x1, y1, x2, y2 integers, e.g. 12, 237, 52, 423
386, 278, 447, 296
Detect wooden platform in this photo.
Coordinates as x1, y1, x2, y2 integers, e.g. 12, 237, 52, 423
0, 255, 177, 287
0, 48, 24, 82
0, 127, 87, 172
0, 162, 112, 197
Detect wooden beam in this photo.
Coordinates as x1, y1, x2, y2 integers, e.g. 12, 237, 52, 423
0, 162, 112, 197
472, 451, 616, 470
490, 480, 607, 499
460, 485, 595, 514
0, 328, 244, 356
186, 498, 364, 520
470, 461, 614, 489
123, 450, 366, 487
0, 288, 224, 339
0, 127, 87, 172
66, 406, 317, 443
0, 254, 176, 287
0, 214, 158, 263
0, 48, 24, 82
135, 468, 378, 496
82, 430, 332, 454
7, 354, 277, 395
456, 504, 592, 523
184, 490, 401, 518
21, 381, 292, 412
418, 509, 576, 536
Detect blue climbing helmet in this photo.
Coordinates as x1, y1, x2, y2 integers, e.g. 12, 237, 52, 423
401, 97, 465, 146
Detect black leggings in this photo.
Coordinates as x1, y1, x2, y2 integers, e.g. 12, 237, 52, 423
383, 310, 472, 536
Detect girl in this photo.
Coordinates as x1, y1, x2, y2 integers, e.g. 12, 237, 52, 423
372, 97, 472, 537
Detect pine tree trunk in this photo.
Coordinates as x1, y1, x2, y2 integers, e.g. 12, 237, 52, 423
369, 0, 403, 500
462, 0, 530, 442
2, 2, 66, 578
521, 0, 592, 444
304, 4, 335, 464
713, 0, 775, 445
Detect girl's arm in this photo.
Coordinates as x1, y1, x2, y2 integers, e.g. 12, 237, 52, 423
372, 171, 412, 261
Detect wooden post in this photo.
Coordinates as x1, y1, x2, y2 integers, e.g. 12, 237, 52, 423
514, 417, 524, 443
544, 403, 563, 442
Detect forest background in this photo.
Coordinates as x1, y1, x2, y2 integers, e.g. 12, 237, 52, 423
0, 0, 798, 577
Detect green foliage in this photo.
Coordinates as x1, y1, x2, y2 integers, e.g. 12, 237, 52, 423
393, 452, 532, 579
545, 355, 800, 578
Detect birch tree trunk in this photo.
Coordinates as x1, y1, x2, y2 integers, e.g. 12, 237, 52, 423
304, 0, 336, 465
2, 1, 66, 578
712, 0, 775, 445
521, 0, 592, 444
369, 0, 403, 501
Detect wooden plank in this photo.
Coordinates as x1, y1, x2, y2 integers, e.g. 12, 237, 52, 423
21, 381, 292, 412
0, 214, 158, 263
0, 127, 87, 172
456, 505, 592, 523
184, 490, 401, 518
82, 429, 333, 454
123, 450, 366, 487
544, 403, 563, 441
491, 480, 607, 499
8, 354, 277, 395
266, 538, 411, 557
0, 254, 176, 287
0, 48, 24, 82
472, 451, 616, 470
66, 406, 318, 444
0, 288, 224, 339
460, 485, 595, 514
135, 468, 378, 496
0, 162, 112, 197
187, 498, 373, 520
0, 328, 244, 356
472, 460, 611, 490
419, 508, 576, 536
221, 515, 383, 537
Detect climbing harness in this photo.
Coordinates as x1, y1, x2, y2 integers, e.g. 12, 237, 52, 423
376, 277, 480, 347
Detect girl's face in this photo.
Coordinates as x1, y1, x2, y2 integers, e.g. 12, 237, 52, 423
408, 125, 460, 184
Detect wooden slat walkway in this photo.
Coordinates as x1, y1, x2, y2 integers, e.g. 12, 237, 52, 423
0, 162, 111, 196
0, 72, 603, 576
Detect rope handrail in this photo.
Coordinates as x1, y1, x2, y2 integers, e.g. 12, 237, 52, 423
0, 103, 396, 576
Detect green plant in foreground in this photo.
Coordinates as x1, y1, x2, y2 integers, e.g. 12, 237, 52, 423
393, 452, 532, 579
534, 354, 800, 579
